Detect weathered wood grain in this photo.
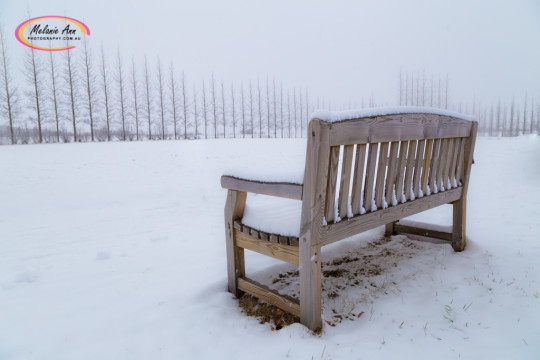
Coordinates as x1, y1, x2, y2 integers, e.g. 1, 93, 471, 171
375, 142, 389, 209
428, 139, 441, 192
395, 141, 409, 204
364, 143, 378, 212
221, 175, 303, 200
413, 139, 425, 198
235, 229, 299, 265
385, 141, 400, 206
403, 140, 417, 201
339, 145, 355, 218
324, 146, 340, 223
421, 139, 434, 194
393, 223, 452, 241
237, 277, 300, 317
321, 188, 462, 246
224, 190, 247, 297
351, 144, 367, 214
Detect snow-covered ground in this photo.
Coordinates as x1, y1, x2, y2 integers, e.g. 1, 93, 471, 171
0, 136, 539, 359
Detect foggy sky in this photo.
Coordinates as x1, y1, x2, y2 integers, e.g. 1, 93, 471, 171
2, 0, 540, 109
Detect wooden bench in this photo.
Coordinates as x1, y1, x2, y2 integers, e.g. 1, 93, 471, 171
221, 109, 478, 331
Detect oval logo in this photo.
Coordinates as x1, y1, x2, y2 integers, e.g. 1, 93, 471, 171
15, 16, 90, 51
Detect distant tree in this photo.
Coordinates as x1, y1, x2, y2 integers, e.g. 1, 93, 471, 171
169, 63, 178, 140
249, 81, 254, 138
489, 105, 494, 137
202, 79, 208, 139
299, 88, 303, 137
143, 55, 152, 139
131, 57, 140, 140
530, 97, 536, 134
266, 77, 271, 138
181, 71, 188, 139
257, 79, 262, 138
509, 99, 515, 137
64, 38, 78, 141
0, 25, 17, 144
430, 74, 434, 107
293, 88, 298, 137
156, 58, 167, 139
287, 89, 291, 137
117, 49, 127, 141
405, 73, 409, 106
230, 83, 236, 138
273, 79, 277, 138
522, 94, 527, 135
279, 82, 284, 138
240, 82, 246, 138
100, 45, 112, 141
399, 68, 403, 106
444, 73, 449, 109
211, 74, 217, 138
82, 36, 96, 141
421, 69, 426, 106
48, 46, 60, 142
221, 80, 226, 138
496, 101, 501, 137
25, 38, 44, 143
192, 84, 199, 139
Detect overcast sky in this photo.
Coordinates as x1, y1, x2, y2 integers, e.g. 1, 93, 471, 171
2, 0, 540, 109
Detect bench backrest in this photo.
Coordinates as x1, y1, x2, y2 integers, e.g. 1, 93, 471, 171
299, 111, 478, 244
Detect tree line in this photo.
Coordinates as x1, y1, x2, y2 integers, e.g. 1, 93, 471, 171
0, 26, 315, 145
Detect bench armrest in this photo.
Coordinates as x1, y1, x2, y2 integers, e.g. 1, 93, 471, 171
221, 175, 303, 200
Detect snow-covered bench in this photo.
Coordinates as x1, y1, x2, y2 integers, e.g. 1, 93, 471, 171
221, 107, 478, 331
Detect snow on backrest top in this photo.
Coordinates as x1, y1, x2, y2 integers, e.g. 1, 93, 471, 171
311, 106, 476, 123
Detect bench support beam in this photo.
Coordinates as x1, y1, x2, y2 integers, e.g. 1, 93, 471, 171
224, 190, 247, 298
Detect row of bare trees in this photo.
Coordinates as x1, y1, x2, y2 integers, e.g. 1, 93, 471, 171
399, 70, 539, 137
1, 28, 314, 145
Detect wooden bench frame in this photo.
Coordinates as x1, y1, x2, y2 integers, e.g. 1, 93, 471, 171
222, 112, 478, 331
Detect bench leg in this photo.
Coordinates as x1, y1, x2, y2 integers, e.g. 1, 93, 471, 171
224, 190, 247, 297
384, 221, 396, 237
452, 197, 466, 252
299, 237, 322, 332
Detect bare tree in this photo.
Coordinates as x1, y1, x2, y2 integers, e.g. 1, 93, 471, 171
25, 39, 43, 143
530, 97, 536, 134
131, 57, 140, 140
257, 79, 262, 138
169, 62, 178, 140
0, 25, 17, 144
489, 105, 494, 137
496, 101, 501, 136
273, 79, 277, 137
416, 72, 420, 106
430, 74, 434, 107
287, 89, 291, 137
299, 88, 303, 137
437, 74, 442, 108
143, 55, 152, 140
82, 36, 96, 141
117, 49, 127, 141
293, 88, 298, 137
421, 69, 426, 106
65, 38, 78, 141
280, 82, 283, 138
444, 73, 449, 109
509, 99, 515, 137
249, 81, 254, 138
202, 79, 208, 139
48, 46, 60, 142
266, 77, 271, 138
305, 89, 309, 133
522, 93, 528, 135
399, 68, 403, 106
156, 58, 166, 140
181, 72, 188, 139
211, 74, 217, 138
221, 80, 226, 138
240, 82, 246, 138
405, 73, 409, 106
100, 45, 111, 141
193, 84, 199, 139
231, 83, 236, 138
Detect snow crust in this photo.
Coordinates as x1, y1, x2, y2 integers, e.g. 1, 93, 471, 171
312, 106, 476, 123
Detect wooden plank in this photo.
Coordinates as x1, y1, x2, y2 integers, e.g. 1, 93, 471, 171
452, 122, 478, 252
224, 190, 247, 297
395, 141, 409, 204
221, 176, 303, 200
375, 142, 389, 209
324, 113, 472, 146
279, 235, 288, 245
235, 229, 299, 265
385, 141, 400, 206
428, 138, 441, 193
237, 277, 300, 317
421, 139, 433, 194
363, 143, 378, 212
442, 138, 454, 190
454, 138, 465, 186
413, 139, 425, 198
269, 234, 278, 243
320, 187, 462, 246
436, 139, 448, 191
338, 145, 355, 218
324, 146, 340, 223
299, 119, 330, 331
351, 144, 367, 214
448, 138, 461, 188
403, 140, 417, 201
393, 223, 452, 241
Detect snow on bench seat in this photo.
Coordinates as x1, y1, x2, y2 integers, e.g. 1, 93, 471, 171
241, 194, 302, 238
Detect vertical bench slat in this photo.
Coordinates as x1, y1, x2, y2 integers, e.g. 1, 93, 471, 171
455, 138, 466, 186
395, 140, 409, 204
421, 139, 434, 195
352, 143, 367, 214
403, 140, 417, 201
428, 139, 441, 193
442, 138, 455, 190
339, 145, 355, 218
375, 142, 389, 209
448, 138, 461, 188
325, 146, 340, 223
385, 141, 400, 206
364, 143, 378, 212
436, 139, 448, 191
413, 139, 425, 198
